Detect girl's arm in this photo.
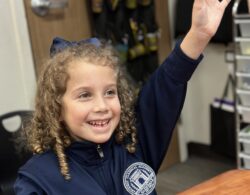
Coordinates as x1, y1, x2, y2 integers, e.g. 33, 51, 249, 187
136, 0, 231, 172
181, 0, 231, 59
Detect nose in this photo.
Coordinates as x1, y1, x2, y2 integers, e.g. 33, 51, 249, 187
93, 95, 108, 113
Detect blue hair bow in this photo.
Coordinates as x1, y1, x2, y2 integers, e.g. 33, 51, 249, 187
50, 37, 101, 57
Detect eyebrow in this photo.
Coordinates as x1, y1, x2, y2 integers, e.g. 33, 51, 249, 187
71, 83, 117, 94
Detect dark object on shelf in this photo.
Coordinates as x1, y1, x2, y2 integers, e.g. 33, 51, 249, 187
210, 75, 236, 159
210, 101, 236, 158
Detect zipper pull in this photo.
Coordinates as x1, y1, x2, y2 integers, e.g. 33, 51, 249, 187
97, 144, 104, 158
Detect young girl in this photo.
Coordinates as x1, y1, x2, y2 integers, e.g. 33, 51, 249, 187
15, 0, 230, 194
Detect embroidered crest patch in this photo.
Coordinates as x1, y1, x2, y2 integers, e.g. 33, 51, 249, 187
123, 162, 156, 195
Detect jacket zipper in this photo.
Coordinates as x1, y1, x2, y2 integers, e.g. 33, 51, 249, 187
97, 144, 110, 193
96, 144, 104, 158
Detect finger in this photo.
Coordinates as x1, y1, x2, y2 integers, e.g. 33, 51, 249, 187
219, 0, 231, 8
210, 0, 219, 4
193, 0, 205, 9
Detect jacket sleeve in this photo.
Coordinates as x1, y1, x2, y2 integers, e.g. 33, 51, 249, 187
135, 40, 203, 172
14, 174, 44, 195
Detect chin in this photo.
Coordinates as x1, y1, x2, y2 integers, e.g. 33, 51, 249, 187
92, 133, 113, 144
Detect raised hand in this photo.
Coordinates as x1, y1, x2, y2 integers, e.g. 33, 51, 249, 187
191, 0, 231, 40
181, 0, 231, 59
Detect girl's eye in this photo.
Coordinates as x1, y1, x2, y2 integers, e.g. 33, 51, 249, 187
79, 92, 91, 99
105, 89, 117, 97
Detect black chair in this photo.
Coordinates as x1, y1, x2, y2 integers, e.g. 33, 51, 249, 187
0, 111, 33, 195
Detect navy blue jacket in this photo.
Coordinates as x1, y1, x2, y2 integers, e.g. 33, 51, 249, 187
14, 41, 202, 195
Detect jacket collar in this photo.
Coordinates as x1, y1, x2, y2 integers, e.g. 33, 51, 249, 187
65, 136, 114, 165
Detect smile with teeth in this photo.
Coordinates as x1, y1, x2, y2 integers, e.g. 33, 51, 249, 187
88, 119, 110, 127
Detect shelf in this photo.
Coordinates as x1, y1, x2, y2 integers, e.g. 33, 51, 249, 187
238, 152, 250, 169
237, 88, 250, 94
235, 54, 250, 60
234, 18, 250, 23
233, 0, 250, 20
233, 0, 250, 170
235, 37, 250, 42
236, 72, 250, 77
239, 138, 250, 159
239, 133, 250, 139
237, 105, 250, 111
239, 152, 250, 159
239, 124, 250, 138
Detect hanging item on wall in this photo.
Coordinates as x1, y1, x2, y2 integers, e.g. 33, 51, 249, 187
108, 0, 119, 10
128, 19, 147, 60
125, 0, 137, 9
91, 0, 103, 13
138, 0, 151, 6
90, 0, 159, 84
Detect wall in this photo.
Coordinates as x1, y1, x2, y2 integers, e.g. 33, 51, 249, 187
0, 0, 35, 115
180, 44, 229, 149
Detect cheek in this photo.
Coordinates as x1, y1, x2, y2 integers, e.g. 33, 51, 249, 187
72, 105, 90, 119
62, 103, 89, 122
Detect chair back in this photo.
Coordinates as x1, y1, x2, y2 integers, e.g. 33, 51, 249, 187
0, 111, 33, 177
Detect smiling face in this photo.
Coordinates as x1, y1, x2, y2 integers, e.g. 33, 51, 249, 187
61, 60, 121, 144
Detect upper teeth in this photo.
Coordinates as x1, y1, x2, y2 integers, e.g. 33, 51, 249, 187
89, 120, 108, 126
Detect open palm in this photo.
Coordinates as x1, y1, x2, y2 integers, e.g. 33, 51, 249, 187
191, 0, 231, 39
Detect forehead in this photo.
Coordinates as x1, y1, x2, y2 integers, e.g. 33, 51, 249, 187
67, 60, 118, 84
68, 58, 117, 72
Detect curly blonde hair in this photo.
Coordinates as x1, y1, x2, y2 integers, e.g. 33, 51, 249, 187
25, 41, 137, 179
